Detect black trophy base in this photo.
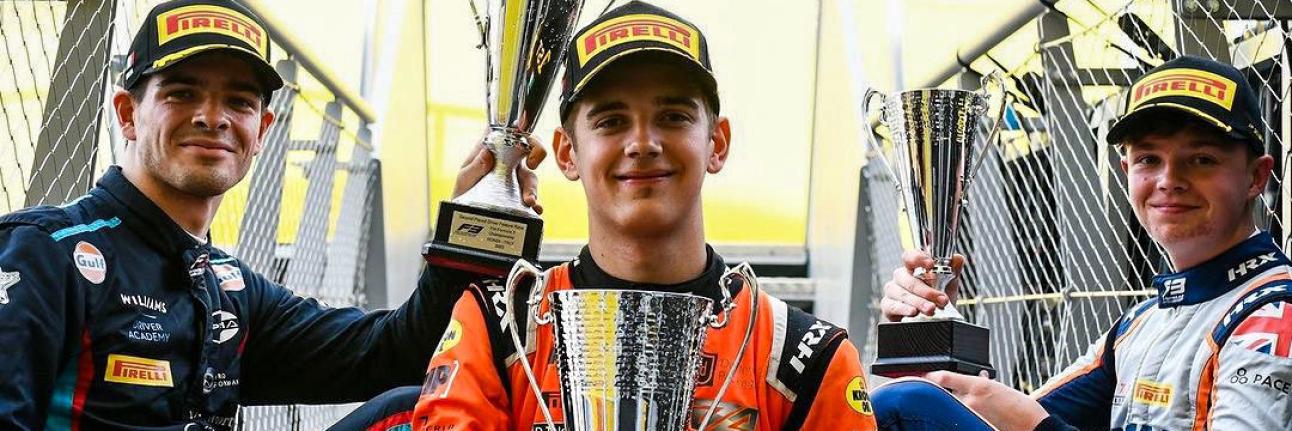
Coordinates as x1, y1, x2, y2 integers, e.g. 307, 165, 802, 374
871, 319, 996, 379
423, 201, 543, 277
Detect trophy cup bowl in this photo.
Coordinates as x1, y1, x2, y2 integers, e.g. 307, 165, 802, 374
423, 0, 584, 276
864, 76, 1006, 378
503, 260, 759, 431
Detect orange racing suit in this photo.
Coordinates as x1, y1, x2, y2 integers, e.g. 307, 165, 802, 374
412, 247, 877, 430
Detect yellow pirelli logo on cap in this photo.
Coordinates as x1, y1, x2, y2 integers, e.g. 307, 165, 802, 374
1128, 68, 1236, 112
576, 14, 700, 66
104, 354, 174, 387
1132, 379, 1172, 407
156, 5, 268, 58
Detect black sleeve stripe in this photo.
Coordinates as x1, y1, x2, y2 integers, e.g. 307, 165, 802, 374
464, 282, 513, 392
780, 334, 845, 431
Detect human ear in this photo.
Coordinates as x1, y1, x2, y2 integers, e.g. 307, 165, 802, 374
554, 127, 580, 181
112, 89, 138, 141
706, 116, 731, 174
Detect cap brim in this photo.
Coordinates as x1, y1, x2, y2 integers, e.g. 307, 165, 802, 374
1105, 103, 1243, 145
561, 47, 718, 118
141, 44, 284, 95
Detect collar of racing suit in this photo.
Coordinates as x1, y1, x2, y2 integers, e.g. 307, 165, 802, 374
1152, 231, 1289, 307
569, 244, 739, 314
91, 165, 207, 256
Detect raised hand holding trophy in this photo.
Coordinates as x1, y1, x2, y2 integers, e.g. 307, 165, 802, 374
423, 0, 585, 276
864, 75, 1006, 378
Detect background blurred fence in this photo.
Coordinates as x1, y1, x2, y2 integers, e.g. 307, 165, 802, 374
0, 0, 379, 428
858, 0, 1291, 391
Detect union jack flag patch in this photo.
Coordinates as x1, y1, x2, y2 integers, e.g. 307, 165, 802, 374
1230, 301, 1292, 358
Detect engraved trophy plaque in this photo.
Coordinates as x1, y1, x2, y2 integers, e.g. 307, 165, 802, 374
864, 76, 1006, 378
423, 0, 584, 276
504, 260, 761, 431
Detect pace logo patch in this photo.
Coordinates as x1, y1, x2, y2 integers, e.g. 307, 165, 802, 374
576, 14, 701, 66
105, 354, 173, 387
156, 5, 268, 57
0, 266, 19, 305
73, 241, 106, 284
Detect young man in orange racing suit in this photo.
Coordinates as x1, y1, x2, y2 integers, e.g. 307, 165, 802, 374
392, 2, 877, 430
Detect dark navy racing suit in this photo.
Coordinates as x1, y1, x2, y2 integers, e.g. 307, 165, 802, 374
0, 166, 467, 430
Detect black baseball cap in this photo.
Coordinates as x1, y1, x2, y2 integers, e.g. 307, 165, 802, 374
1106, 55, 1263, 151
121, 0, 283, 98
558, 1, 719, 120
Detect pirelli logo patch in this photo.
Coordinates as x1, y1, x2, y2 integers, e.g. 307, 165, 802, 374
576, 14, 700, 66
1132, 379, 1172, 407
156, 5, 268, 57
105, 354, 174, 387
1128, 68, 1236, 112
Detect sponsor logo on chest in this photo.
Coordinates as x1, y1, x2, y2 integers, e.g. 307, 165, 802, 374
73, 241, 107, 284
120, 293, 168, 315
105, 354, 173, 387
1132, 379, 1172, 407
211, 310, 240, 344
212, 263, 245, 291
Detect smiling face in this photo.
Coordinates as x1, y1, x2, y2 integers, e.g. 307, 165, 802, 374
115, 51, 274, 199
1121, 121, 1271, 259
554, 56, 729, 238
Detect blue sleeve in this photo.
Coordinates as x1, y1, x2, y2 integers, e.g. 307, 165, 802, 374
239, 263, 473, 404
0, 225, 82, 430
1033, 323, 1119, 429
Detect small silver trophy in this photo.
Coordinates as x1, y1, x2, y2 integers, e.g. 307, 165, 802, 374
864, 74, 1006, 378
423, 0, 585, 276
504, 260, 761, 431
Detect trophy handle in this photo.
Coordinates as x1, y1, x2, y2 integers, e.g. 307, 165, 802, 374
503, 259, 559, 430
465, 0, 489, 49
697, 262, 762, 430
860, 89, 905, 196
964, 72, 1010, 191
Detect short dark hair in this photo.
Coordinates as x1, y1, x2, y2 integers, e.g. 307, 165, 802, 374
1117, 109, 1261, 161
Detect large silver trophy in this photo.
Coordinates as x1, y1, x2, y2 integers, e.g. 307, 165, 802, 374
864, 75, 1006, 378
505, 260, 761, 431
423, 0, 584, 276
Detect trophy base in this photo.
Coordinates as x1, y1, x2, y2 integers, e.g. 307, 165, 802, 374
871, 319, 996, 379
424, 201, 543, 277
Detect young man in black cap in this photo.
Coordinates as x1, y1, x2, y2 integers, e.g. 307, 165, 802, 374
873, 56, 1292, 430
326, 2, 877, 430
0, 1, 468, 429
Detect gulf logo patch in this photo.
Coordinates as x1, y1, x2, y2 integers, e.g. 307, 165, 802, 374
73, 241, 106, 284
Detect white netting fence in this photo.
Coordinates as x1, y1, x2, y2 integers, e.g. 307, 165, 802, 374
860, 0, 1290, 392
1, 0, 377, 428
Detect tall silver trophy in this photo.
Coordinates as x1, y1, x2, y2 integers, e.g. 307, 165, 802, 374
865, 75, 1006, 378
423, 0, 584, 276
505, 260, 760, 431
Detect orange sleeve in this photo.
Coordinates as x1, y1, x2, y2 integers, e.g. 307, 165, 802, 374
797, 341, 878, 430
413, 286, 511, 430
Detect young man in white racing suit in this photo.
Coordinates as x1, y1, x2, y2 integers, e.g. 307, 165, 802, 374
872, 56, 1292, 431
